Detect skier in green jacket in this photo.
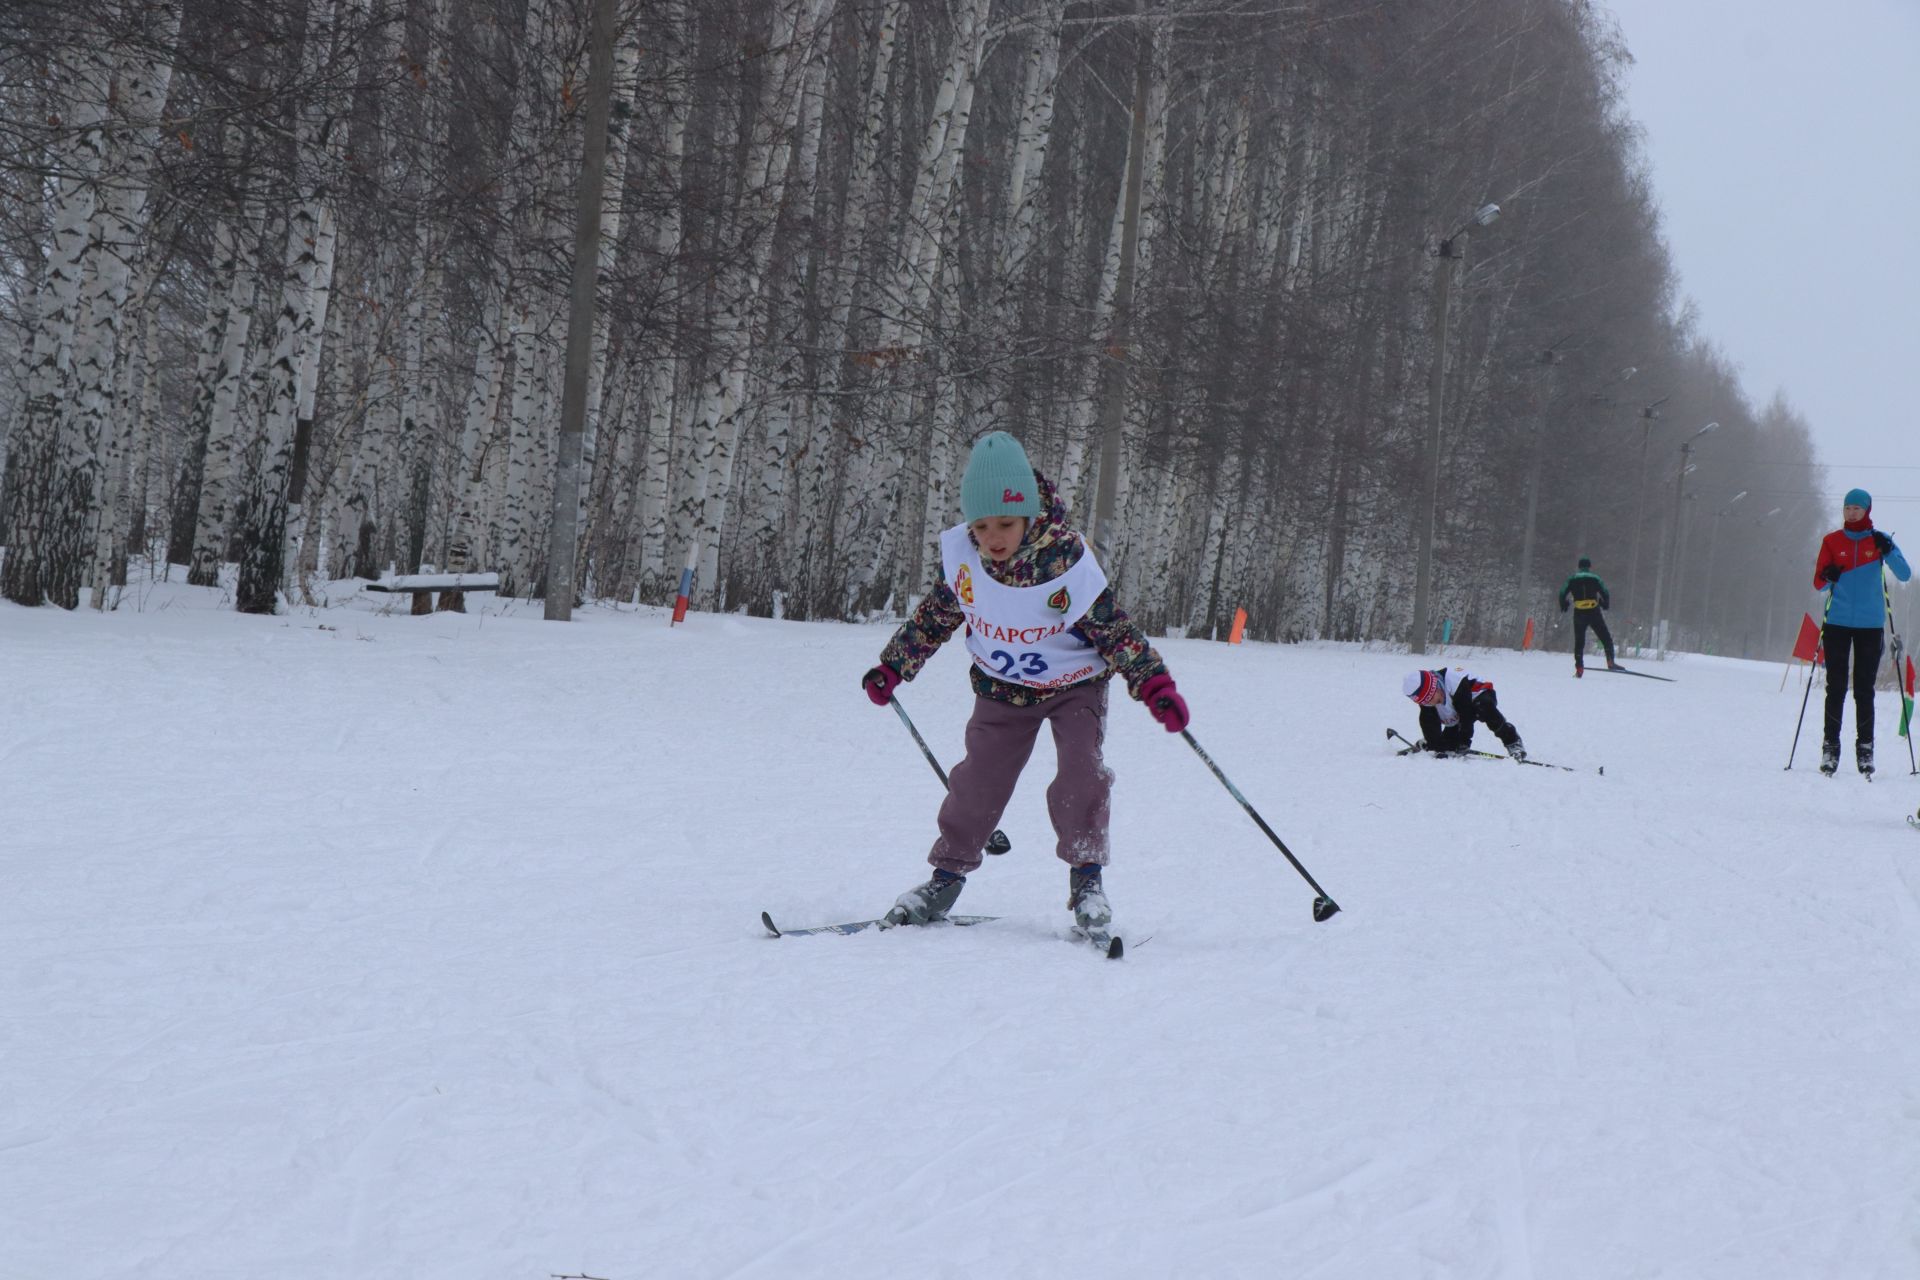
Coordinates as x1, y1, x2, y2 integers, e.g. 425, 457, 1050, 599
1558, 557, 1622, 677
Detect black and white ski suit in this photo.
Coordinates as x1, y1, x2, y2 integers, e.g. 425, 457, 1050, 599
1417, 667, 1522, 754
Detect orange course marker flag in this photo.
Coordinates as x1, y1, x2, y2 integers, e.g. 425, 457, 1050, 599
1521, 617, 1535, 651
1228, 607, 1248, 645
1790, 612, 1820, 663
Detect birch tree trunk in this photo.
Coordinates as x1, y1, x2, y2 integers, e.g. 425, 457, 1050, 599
669, 0, 830, 611
788, 0, 900, 613
837, 0, 989, 613
75, 5, 180, 609
278, 201, 341, 603
631, 0, 691, 603
186, 216, 264, 586
234, 0, 347, 614
0, 36, 113, 606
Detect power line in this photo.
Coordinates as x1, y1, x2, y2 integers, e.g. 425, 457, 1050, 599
1744, 461, 1920, 471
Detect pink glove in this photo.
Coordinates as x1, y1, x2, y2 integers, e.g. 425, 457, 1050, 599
862, 664, 902, 707
1139, 673, 1189, 733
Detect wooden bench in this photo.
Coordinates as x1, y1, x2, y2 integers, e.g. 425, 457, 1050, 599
363, 572, 501, 615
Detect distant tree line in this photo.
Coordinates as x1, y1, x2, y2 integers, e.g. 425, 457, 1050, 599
0, 0, 1827, 656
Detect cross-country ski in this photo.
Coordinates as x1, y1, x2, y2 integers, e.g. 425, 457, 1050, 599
1589, 664, 1677, 682
760, 910, 1001, 939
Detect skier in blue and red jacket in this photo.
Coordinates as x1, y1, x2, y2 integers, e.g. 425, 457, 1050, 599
1813, 487, 1910, 776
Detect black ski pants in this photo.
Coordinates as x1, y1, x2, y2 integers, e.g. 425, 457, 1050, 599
1419, 690, 1520, 753
1821, 623, 1884, 747
1572, 608, 1615, 666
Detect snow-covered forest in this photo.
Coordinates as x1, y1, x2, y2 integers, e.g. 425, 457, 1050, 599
1, 0, 1827, 651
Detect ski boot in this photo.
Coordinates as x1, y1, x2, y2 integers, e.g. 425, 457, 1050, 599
1068, 864, 1111, 930
1607, 660, 1626, 672
886, 868, 966, 925
1858, 741, 1874, 778
1573, 662, 1584, 678
1506, 737, 1529, 764
1819, 740, 1839, 776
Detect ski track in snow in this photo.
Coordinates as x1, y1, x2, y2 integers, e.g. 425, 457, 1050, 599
5, 582, 1920, 1278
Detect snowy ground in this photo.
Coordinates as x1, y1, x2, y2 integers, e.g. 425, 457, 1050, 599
6, 575, 1920, 1280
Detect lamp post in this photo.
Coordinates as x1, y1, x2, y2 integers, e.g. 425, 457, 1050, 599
1753, 507, 1785, 657
1623, 395, 1668, 621
1514, 345, 1566, 632
1410, 201, 1500, 654
1698, 490, 1748, 647
1650, 421, 1717, 656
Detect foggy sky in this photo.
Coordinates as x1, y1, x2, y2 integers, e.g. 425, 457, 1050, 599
1602, 0, 1920, 542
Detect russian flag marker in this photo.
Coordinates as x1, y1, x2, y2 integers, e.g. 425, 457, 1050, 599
671, 566, 693, 625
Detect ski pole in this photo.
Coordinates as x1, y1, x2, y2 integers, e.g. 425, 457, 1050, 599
1883, 561, 1918, 775
888, 695, 1011, 855
1786, 591, 1833, 770
1785, 659, 1817, 770
1175, 728, 1340, 922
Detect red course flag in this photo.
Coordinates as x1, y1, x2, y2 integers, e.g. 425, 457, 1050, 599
1790, 612, 1821, 663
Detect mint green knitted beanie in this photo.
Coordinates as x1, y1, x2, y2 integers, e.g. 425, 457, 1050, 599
960, 432, 1040, 522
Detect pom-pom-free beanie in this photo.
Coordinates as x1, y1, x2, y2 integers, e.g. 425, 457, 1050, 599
1403, 670, 1441, 702
960, 432, 1041, 522
1844, 487, 1872, 511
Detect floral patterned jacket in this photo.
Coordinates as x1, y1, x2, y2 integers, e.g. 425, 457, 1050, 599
878, 471, 1169, 707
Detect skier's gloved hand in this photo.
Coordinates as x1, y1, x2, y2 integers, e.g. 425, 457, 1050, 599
862, 664, 902, 707
1820, 563, 1842, 584
1873, 531, 1893, 555
1139, 673, 1189, 733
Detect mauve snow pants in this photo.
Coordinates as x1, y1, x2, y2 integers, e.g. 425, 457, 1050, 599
928, 679, 1112, 876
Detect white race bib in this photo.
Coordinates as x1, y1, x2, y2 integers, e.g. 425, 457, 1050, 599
1429, 667, 1482, 726
940, 524, 1110, 690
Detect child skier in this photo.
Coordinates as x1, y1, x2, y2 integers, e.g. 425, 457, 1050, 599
860, 431, 1187, 932
1558, 556, 1622, 675
1813, 487, 1911, 776
1401, 666, 1527, 761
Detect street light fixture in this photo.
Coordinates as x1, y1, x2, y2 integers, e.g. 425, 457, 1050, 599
1411, 202, 1501, 654
1650, 421, 1717, 656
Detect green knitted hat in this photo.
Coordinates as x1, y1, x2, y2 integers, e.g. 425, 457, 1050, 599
960, 432, 1040, 522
